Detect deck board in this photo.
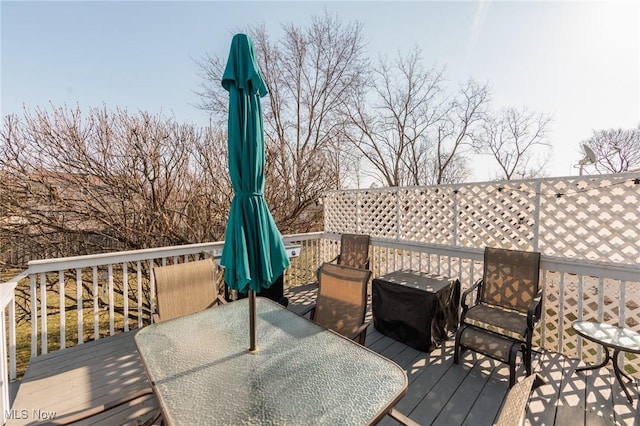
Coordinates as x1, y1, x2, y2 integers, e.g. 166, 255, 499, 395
7, 286, 640, 425
412, 353, 476, 425
7, 330, 158, 426
434, 356, 497, 426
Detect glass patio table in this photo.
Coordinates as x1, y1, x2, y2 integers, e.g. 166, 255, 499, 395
135, 297, 407, 425
572, 320, 640, 403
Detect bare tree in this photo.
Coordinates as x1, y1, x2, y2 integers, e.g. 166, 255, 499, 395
581, 127, 640, 173
481, 107, 552, 180
342, 47, 446, 187
430, 79, 490, 185
342, 44, 490, 187
196, 13, 368, 231
1, 105, 230, 259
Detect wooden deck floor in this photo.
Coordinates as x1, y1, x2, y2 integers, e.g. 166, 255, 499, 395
288, 283, 640, 425
7, 331, 160, 426
7, 284, 640, 425
366, 330, 639, 425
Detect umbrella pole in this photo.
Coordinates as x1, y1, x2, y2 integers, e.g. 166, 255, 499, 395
248, 290, 258, 352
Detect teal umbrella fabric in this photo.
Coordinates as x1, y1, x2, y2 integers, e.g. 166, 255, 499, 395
220, 33, 290, 294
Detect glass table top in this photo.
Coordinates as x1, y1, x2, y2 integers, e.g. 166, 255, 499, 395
572, 321, 640, 353
135, 298, 407, 425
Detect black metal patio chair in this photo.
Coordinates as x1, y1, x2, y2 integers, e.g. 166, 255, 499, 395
454, 247, 542, 387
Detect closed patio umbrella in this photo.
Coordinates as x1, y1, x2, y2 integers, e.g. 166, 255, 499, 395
219, 33, 290, 352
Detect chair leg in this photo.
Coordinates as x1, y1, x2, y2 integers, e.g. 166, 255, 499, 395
358, 331, 366, 346
454, 326, 465, 364
508, 343, 521, 388
525, 334, 532, 376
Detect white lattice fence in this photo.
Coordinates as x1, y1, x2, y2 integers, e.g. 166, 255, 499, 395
359, 190, 398, 238
323, 191, 359, 234
455, 180, 538, 250
324, 173, 640, 264
539, 175, 639, 263
399, 187, 455, 244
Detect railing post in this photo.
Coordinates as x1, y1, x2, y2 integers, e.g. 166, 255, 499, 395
123, 263, 129, 332
597, 277, 605, 362
557, 273, 565, 354
137, 261, 143, 328
0, 306, 9, 425
9, 296, 16, 380
40, 273, 48, 355
619, 280, 627, 370
108, 264, 115, 336
59, 271, 65, 350
93, 266, 99, 340
150, 259, 156, 320
395, 187, 401, 241
453, 188, 459, 247
355, 190, 360, 233
576, 275, 584, 360
30, 274, 37, 358
532, 180, 542, 252
76, 268, 83, 345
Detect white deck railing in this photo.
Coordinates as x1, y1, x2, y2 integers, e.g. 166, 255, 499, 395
321, 234, 640, 374
0, 232, 322, 422
1, 230, 638, 423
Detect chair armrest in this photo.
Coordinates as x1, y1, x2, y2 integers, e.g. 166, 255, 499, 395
460, 278, 482, 325
299, 304, 316, 319
348, 322, 370, 345
210, 294, 228, 307
460, 278, 482, 314
316, 256, 338, 281
527, 289, 544, 330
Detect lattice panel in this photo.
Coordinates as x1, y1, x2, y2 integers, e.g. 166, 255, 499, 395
398, 187, 455, 244
456, 181, 537, 250
539, 271, 560, 351
622, 282, 640, 375
358, 190, 398, 239
623, 282, 640, 329
323, 192, 358, 234
539, 176, 639, 264
324, 173, 639, 264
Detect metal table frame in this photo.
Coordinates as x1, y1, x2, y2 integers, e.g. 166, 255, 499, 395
572, 320, 640, 403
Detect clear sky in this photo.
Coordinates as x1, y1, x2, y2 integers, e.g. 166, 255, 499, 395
2, 0, 639, 182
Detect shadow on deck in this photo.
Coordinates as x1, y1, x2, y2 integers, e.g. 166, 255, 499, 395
287, 283, 640, 425
6, 283, 639, 425
366, 329, 639, 425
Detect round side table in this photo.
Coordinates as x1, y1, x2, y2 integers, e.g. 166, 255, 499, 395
572, 321, 640, 403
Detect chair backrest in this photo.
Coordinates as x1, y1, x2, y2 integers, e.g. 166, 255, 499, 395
153, 258, 219, 321
315, 262, 371, 338
339, 233, 370, 269
481, 247, 541, 312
